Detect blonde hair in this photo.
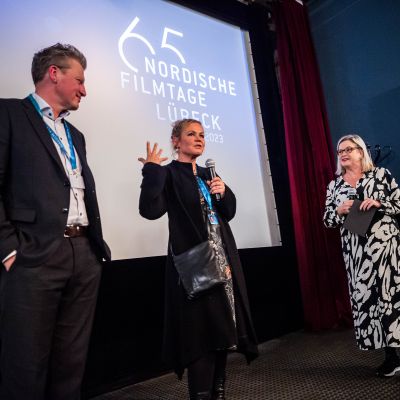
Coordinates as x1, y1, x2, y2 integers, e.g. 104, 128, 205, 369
335, 134, 374, 175
170, 119, 203, 158
170, 118, 202, 146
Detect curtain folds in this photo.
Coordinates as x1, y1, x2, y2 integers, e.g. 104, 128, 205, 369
273, 0, 352, 330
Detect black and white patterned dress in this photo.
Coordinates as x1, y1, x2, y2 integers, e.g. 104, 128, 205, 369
324, 167, 400, 350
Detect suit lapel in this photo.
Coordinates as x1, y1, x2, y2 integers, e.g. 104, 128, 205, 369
68, 126, 86, 168
66, 121, 95, 188
23, 97, 67, 175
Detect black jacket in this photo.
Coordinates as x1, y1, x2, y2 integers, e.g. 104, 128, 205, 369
0, 97, 110, 266
139, 160, 258, 376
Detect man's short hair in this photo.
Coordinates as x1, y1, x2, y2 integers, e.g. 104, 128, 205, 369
31, 43, 87, 84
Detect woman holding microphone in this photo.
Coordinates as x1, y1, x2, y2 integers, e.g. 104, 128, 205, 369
138, 119, 258, 400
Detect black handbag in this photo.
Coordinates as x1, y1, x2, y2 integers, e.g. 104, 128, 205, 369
171, 239, 227, 300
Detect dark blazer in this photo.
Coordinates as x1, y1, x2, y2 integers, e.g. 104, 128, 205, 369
0, 97, 110, 267
139, 160, 258, 377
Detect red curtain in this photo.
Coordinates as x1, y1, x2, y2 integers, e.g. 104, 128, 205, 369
273, 0, 352, 330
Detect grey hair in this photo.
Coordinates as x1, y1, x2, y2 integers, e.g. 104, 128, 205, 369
31, 43, 87, 84
335, 134, 374, 175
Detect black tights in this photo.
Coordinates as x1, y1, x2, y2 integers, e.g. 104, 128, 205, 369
187, 350, 227, 399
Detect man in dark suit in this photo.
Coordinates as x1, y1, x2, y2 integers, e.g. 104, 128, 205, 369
0, 43, 111, 400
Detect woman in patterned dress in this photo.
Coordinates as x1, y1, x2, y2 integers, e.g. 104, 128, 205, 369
138, 119, 258, 399
324, 134, 400, 377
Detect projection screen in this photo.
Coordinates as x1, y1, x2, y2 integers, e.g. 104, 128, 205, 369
0, 0, 281, 259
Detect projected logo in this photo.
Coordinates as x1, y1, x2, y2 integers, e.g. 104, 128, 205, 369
118, 17, 238, 144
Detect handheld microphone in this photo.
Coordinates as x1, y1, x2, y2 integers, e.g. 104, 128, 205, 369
205, 159, 221, 201
348, 187, 358, 200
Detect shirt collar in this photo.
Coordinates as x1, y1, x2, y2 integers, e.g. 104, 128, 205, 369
31, 92, 70, 121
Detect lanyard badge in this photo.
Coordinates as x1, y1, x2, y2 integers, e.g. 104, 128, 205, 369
197, 176, 219, 225
29, 94, 77, 171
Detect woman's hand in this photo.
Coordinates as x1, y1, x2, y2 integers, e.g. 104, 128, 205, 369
337, 200, 354, 216
138, 142, 168, 165
3, 255, 16, 272
207, 177, 225, 198
359, 197, 381, 211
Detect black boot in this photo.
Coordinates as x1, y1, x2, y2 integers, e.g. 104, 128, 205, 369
191, 391, 211, 400
212, 375, 225, 400
187, 352, 215, 400
376, 347, 400, 378
212, 351, 227, 400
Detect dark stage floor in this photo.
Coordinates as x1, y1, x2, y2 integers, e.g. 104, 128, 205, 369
90, 328, 400, 399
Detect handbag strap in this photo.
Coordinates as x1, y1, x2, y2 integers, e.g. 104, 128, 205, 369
168, 173, 213, 256
169, 223, 211, 257
168, 166, 209, 243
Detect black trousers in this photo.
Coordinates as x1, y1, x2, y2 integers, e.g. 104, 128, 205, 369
0, 236, 102, 400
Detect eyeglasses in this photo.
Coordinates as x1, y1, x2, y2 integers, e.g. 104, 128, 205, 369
337, 146, 361, 156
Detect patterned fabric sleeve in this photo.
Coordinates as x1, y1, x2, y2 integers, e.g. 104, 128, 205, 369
323, 179, 345, 228
374, 168, 400, 216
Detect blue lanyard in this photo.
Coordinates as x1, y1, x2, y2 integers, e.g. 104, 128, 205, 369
196, 176, 214, 211
29, 94, 77, 170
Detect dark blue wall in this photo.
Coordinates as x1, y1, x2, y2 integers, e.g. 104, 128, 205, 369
307, 0, 400, 177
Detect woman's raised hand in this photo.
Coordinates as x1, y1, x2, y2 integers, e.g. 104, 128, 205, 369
138, 141, 168, 165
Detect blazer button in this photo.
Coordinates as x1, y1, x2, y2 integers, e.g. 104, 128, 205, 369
64, 180, 70, 187
62, 208, 69, 213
